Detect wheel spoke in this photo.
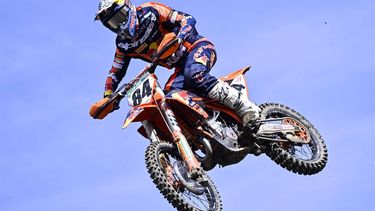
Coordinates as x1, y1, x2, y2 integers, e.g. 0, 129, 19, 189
290, 143, 315, 160
182, 190, 210, 209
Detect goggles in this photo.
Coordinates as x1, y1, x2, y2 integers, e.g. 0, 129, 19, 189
101, 5, 129, 34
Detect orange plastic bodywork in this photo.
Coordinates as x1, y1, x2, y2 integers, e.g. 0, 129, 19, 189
219, 66, 251, 81
167, 91, 208, 119
204, 100, 242, 123
123, 105, 157, 128
123, 66, 252, 138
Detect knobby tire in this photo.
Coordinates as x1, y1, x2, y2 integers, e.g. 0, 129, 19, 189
260, 103, 328, 175
145, 141, 223, 211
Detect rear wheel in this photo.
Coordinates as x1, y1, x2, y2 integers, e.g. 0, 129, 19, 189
260, 103, 328, 175
145, 141, 223, 211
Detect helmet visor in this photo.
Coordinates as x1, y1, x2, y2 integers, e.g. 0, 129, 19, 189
102, 5, 129, 33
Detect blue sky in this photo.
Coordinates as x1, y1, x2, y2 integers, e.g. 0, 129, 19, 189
1, 0, 374, 210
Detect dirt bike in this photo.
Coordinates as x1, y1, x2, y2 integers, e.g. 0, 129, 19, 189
91, 41, 328, 211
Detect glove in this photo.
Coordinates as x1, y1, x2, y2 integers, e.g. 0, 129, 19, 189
89, 97, 116, 119
104, 90, 113, 98
157, 32, 182, 60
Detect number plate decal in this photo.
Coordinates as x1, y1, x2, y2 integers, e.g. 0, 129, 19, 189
127, 74, 155, 106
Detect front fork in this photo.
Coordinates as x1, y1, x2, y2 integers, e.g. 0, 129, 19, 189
142, 87, 201, 171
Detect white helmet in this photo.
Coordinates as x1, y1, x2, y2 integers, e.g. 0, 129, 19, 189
95, 0, 139, 39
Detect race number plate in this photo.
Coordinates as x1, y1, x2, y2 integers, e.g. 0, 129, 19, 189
126, 73, 155, 106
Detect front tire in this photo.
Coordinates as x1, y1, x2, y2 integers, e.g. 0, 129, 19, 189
260, 103, 328, 175
145, 141, 223, 211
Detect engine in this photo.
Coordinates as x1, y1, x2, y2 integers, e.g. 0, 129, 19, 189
206, 112, 239, 149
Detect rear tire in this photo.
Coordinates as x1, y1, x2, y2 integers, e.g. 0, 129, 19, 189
145, 141, 223, 210
260, 103, 328, 175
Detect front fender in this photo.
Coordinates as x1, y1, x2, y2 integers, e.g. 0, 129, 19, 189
122, 105, 157, 128
123, 105, 175, 143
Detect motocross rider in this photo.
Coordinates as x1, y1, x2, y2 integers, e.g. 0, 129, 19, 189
91, 0, 261, 124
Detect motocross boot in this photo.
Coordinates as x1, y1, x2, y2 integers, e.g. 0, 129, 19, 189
208, 80, 261, 125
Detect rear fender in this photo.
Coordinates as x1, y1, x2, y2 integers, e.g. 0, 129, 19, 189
220, 66, 251, 97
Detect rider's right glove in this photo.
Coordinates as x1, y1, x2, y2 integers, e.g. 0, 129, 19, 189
157, 32, 181, 60
104, 90, 113, 98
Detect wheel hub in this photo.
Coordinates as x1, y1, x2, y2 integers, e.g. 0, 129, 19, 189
282, 117, 311, 144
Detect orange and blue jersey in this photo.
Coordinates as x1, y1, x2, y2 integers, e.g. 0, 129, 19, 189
104, 2, 218, 97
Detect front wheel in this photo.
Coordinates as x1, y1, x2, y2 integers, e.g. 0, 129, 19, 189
145, 141, 223, 211
260, 103, 328, 175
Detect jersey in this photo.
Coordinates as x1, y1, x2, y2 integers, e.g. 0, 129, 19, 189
104, 2, 207, 97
